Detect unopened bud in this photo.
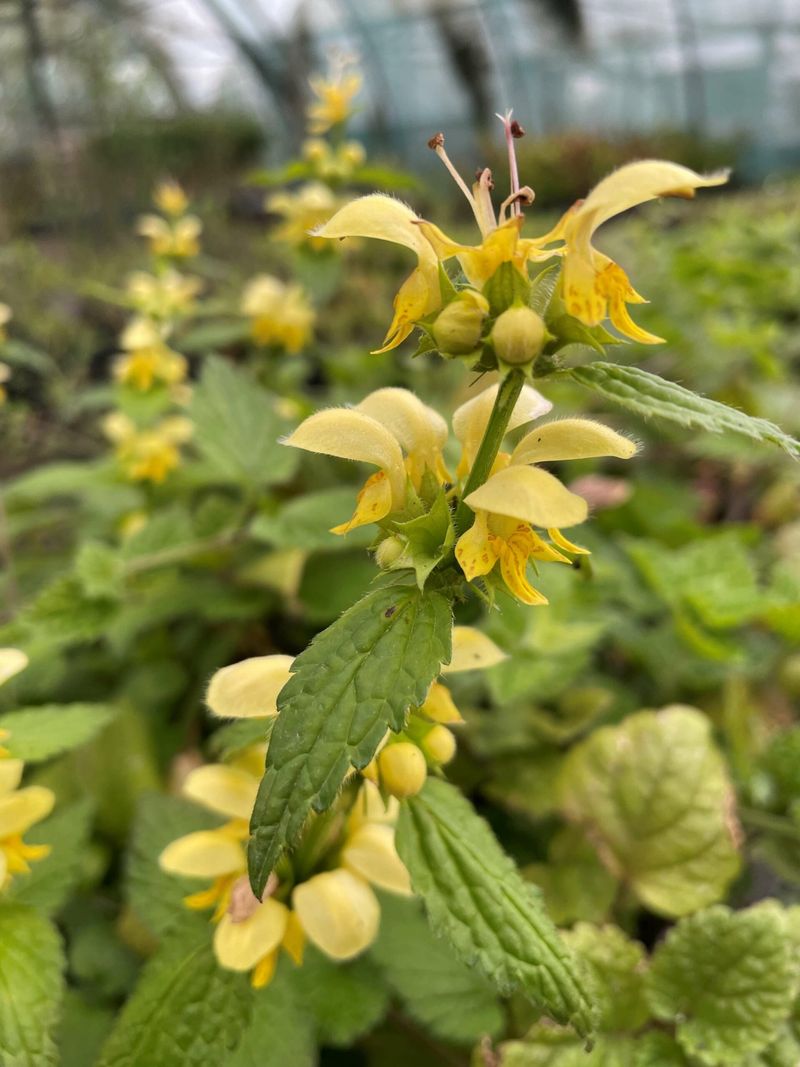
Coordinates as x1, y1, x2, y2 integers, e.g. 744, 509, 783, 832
432, 290, 489, 356
378, 742, 427, 798
375, 535, 405, 569
421, 725, 457, 766
339, 141, 366, 167
491, 305, 546, 366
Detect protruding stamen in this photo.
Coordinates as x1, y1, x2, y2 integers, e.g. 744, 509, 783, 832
472, 167, 497, 236
428, 131, 485, 232
499, 185, 535, 223
496, 110, 522, 217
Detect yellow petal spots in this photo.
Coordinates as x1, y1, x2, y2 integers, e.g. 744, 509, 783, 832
497, 535, 549, 606
206, 655, 294, 719
443, 627, 507, 674
419, 681, 463, 724
374, 266, 438, 353
454, 382, 552, 473
214, 897, 289, 972
330, 470, 394, 535
357, 388, 448, 482
182, 765, 260, 822
465, 466, 588, 529
159, 830, 246, 879
0, 785, 54, 838
293, 869, 381, 960
455, 510, 499, 582
511, 418, 638, 465
285, 408, 407, 510
548, 527, 591, 556
0, 760, 24, 797
596, 261, 665, 345
342, 822, 412, 896
0, 648, 28, 688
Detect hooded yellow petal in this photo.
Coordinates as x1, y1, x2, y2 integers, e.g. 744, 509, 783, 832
315, 195, 436, 268
455, 510, 499, 582
0, 785, 54, 838
419, 680, 463, 723
293, 869, 380, 960
159, 830, 246, 879
454, 383, 552, 470
465, 466, 588, 529
511, 419, 638, 465
443, 627, 507, 673
182, 765, 259, 821
374, 265, 440, 353
0, 760, 24, 797
330, 470, 394, 535
357, 388, 447, 466
342, 823, 412, 896
206, 655, 294, 719
214, 897, 289, 972
0, 649, 28, 689
284, 409, 406, 507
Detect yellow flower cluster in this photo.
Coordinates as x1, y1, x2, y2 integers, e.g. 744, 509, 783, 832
137, 180, 203, 260
307, 57, 362, 135
266, 183, 340, 252
285, 384, 636, 605
103, 412, 193, 485
241, 275, 315, 354
113, 318, 187, 393
0, 650, 55, 888
301, 138, 366, 182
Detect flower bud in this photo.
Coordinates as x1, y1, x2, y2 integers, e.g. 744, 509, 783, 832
421, 725, 457, 766
378, 742, 427, 798
432, 290, 489, 356
374, 535, 405, 569
339, 141, 366, 168
491, 305, 546, 366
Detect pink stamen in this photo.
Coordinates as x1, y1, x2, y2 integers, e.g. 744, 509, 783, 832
496, 110, 522, 217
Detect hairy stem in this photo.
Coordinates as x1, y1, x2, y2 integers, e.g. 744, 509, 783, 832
454, 368, 525, 535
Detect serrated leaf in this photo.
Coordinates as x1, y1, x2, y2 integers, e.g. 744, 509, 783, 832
371, 894, 503, 1044
562, 924, 649, 1033
646, 903, 797, 1066
8, 799, 94, 914
396, 778, 596, 1039
97, 920, 252, 1067
75, 542, 124, 599
19, 576, 118, 648
0, 903, 64, 1067
226, 971, 316, 1067
289, 946, 388, 1046
524, 827, 618, 927
250, 489, 374, 550
559, 705, 740, 917
248, 581, 452, 893
484, 262, 531, 316
498, 1031, 687, 1066
0, 703, 117, 762
529, 263, 561, 316
564, 363, 800, 458
189, 356, 298, 486
391, 490, 456, 587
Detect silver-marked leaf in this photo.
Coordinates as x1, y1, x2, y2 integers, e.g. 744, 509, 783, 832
396, 778, 596, 1040
248, 580, 452, 893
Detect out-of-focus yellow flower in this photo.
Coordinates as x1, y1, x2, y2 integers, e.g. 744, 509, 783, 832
126, 270, 201, 321
137, 215, 202, 259
0, 304, 11, 345
154, 180, 190, 217
0, 760, 54, 888
0, 649, 28, 690
205, 655, 294, 720
267, 183, 339, 250
114, 318, 187, 392
301, 139, 366, 182
103, 411, 193, 484
241, 275, 315, 354
307, 60, 362, 134
0, 362, 9, 405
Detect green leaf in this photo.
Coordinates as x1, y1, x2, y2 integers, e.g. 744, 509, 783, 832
0, 703, 117, 762
559, 705, 741, 917
371, 894, 503, 1044
97, 920, 252, 1067
547, 315, 619, 355
0, 902, 64, 1067
646, 903, 798, 1066
391, 490, 456, 587
498, 1031, 687, 1066
484, 262, 532, 316
289, 947, 388, 1046
208, 718, 274, 762
189, 356, 298, 486
75, 541, 124, 599
564, 362, 800, 458
226, 971, 316, 1067
58, 990, 115, 1067
250, 489, 375, 550
8, 799, 94, 915
18, 576, 118, 649
524, 827, 618, 927
248, 580, 452, 893
561, 924, 650, 1033
396, 778, 596, 1039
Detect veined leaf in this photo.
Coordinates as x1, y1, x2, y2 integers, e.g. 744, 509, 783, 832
564, 363, 800, 458
396, 778, 596, 1040
559, 705, 740, 917
0, 703, 117, 762
498, 1031, 687, 1065
562, 924, 649, 1033
226, 972, 315, 1067
288, 947, 388, 1046
248, 580, 452, 893
646, 903, 797, 1066
0, 903, 64, 1067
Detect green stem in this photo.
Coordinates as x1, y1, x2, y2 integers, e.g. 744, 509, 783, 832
454, 369, 525, 535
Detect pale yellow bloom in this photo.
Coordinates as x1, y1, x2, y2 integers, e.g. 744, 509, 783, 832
301, 139, 366, 181
137, 215, 202, 259
0, 649, 28, 689
241, 275, 315, 354
103, 412, 193, 484
307, 62, 362, 134
0, 760, 54, 888
442, 626, 507, 674
114, 318, 187, 392
206, 655, 294, 720
126, 270, 201, 321
267, 183, 339, 250
153, 179, 190, 217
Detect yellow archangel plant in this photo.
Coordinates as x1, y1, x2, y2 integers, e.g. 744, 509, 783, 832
284, 384, 637, 604
102, 412, 194, 484
137, 180, 202, 260
113, 318, 188, 393
241, 275, 315, 354
306, 55, 362, 136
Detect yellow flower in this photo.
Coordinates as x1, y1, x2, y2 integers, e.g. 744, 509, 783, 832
456, 415, 638, 604
284, 387, 448, 534
114, 318, 187, 392
241, 275, 315, 354
0, 304, 10, 345
126, 270, 201, 321
137, 215, 202, 259
205, 655, 294, 720
307, 61, 362, 134
267, 183, 339, 251
153, 179, 190, 217
0, 760, 55, 888
301, 139, 366, 181
0, 648, 28, 689
103, 412, 193, 484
